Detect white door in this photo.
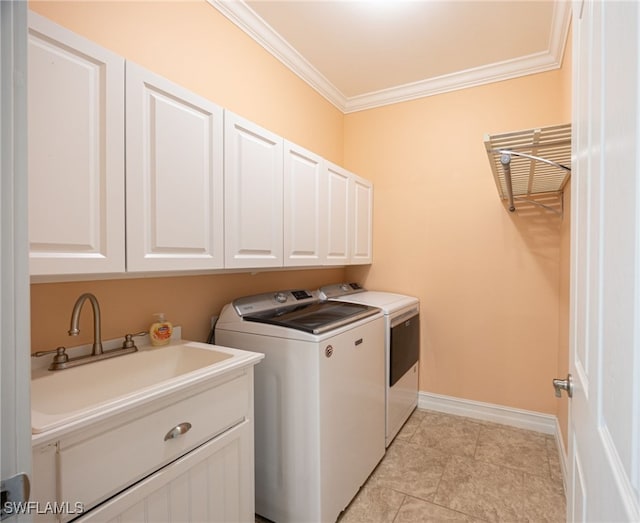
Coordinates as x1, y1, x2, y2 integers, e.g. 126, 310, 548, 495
126, 62, 224, 272
1, 1, 32, 520
569, 1, 640, 520
27, 13, 125, 276
283, 141, 326, 266
224, 112, 283, 268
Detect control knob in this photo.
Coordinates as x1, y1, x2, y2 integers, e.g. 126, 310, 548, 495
274, 292, 288, 304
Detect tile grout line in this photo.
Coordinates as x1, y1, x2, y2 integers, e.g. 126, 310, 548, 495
389, 494, 406, 523
404, 492, 493, 523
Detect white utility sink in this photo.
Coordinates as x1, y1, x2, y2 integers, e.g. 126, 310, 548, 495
31, 341, 261, 435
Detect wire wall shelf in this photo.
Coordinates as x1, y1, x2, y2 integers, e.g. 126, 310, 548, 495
484, 123, 571, 215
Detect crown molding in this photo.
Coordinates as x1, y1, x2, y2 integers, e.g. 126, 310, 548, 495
208, 0, 572, 114
344, 49, 562, 113
208, 0, 347, 111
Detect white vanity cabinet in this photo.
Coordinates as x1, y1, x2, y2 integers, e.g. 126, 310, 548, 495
224, 112, 284, 268
125, 62, 225, 272
76, 421, 252, 523
28, 13, 126, 276
31, 365, 258, 523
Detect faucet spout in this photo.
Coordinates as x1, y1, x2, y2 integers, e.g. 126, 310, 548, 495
68, 293, 103, 355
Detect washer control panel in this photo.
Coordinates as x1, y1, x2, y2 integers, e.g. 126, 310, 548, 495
233, 289, 317, 316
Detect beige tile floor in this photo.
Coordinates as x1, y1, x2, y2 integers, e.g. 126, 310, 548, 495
338, 408, 566, 523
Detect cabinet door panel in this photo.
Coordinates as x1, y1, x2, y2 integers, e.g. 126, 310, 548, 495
284, 142, 326, 266
351, 174, 373, 264
325, 162, 350, 265
28, 13, 125, 275
224, 113, 283, 268
126, 62, 224, 271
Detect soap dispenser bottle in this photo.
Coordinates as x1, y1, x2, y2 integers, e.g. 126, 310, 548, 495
149, 312, 173, 346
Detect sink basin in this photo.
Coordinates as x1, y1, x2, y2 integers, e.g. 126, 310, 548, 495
31, 341, 261, 435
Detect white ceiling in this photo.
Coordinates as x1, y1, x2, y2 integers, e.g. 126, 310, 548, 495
209, 0, 571, 113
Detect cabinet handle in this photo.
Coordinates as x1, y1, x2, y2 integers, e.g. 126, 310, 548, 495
164, 422, 192, 441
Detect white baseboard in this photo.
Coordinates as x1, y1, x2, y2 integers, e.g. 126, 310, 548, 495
553, 416, 569, 492
418, 391, 557, 435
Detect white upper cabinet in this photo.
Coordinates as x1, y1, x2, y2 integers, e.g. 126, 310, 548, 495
325, 162, 351, 265
350, 173, 373, 264
283, 141, 327, 266
325, 162, 373, 265
27, 14, 373, 278
224, 112, 284, 268
125, 62, 224, 272
28, 13, 125, 275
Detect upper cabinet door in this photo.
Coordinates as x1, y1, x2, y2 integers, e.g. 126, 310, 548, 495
125, 62, 224, 272
224, 112, 283, 268
325, 162, 351, 265
283, 141, 326, 266
28, 13, 125, 275
350, 174, 373, 264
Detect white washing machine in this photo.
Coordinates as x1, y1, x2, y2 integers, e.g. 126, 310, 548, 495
321, 283, 420, 447
215, 289, 385, 523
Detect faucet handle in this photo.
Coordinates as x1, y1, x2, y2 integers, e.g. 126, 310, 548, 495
32, 347, 69, 365
122, 331, 147, 350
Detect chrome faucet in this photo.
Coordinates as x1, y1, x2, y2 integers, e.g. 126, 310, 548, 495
68, 292, 103, 355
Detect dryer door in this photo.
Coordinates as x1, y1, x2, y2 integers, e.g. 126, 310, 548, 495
390, 312, 420, 386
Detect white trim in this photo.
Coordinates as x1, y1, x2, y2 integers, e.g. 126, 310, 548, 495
599, 424, 640, 521
1, 0, 32, 491
207, 0, 346, 111
554, 416, 569, 493
344, 51, 562, 113
418, 391, 557, 435
208, 0, 572, 114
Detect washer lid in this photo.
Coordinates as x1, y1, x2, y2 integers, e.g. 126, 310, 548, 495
243, 301, 379, 335
323, 286, 419, 314
339, 291, 418, 309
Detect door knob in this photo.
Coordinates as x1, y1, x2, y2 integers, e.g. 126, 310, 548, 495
552, 373, 573, 398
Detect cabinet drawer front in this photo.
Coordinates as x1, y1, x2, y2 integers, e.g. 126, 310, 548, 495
59, 372, 249, 511
75, 421, 253, 523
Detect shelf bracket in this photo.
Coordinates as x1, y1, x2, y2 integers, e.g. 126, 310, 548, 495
500, 153, 516, 212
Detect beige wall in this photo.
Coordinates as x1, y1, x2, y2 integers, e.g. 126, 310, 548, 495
30, 269, 345, 351
30, 1, 573, 421
29, 1, 346, 351
345, 66, 572, 415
